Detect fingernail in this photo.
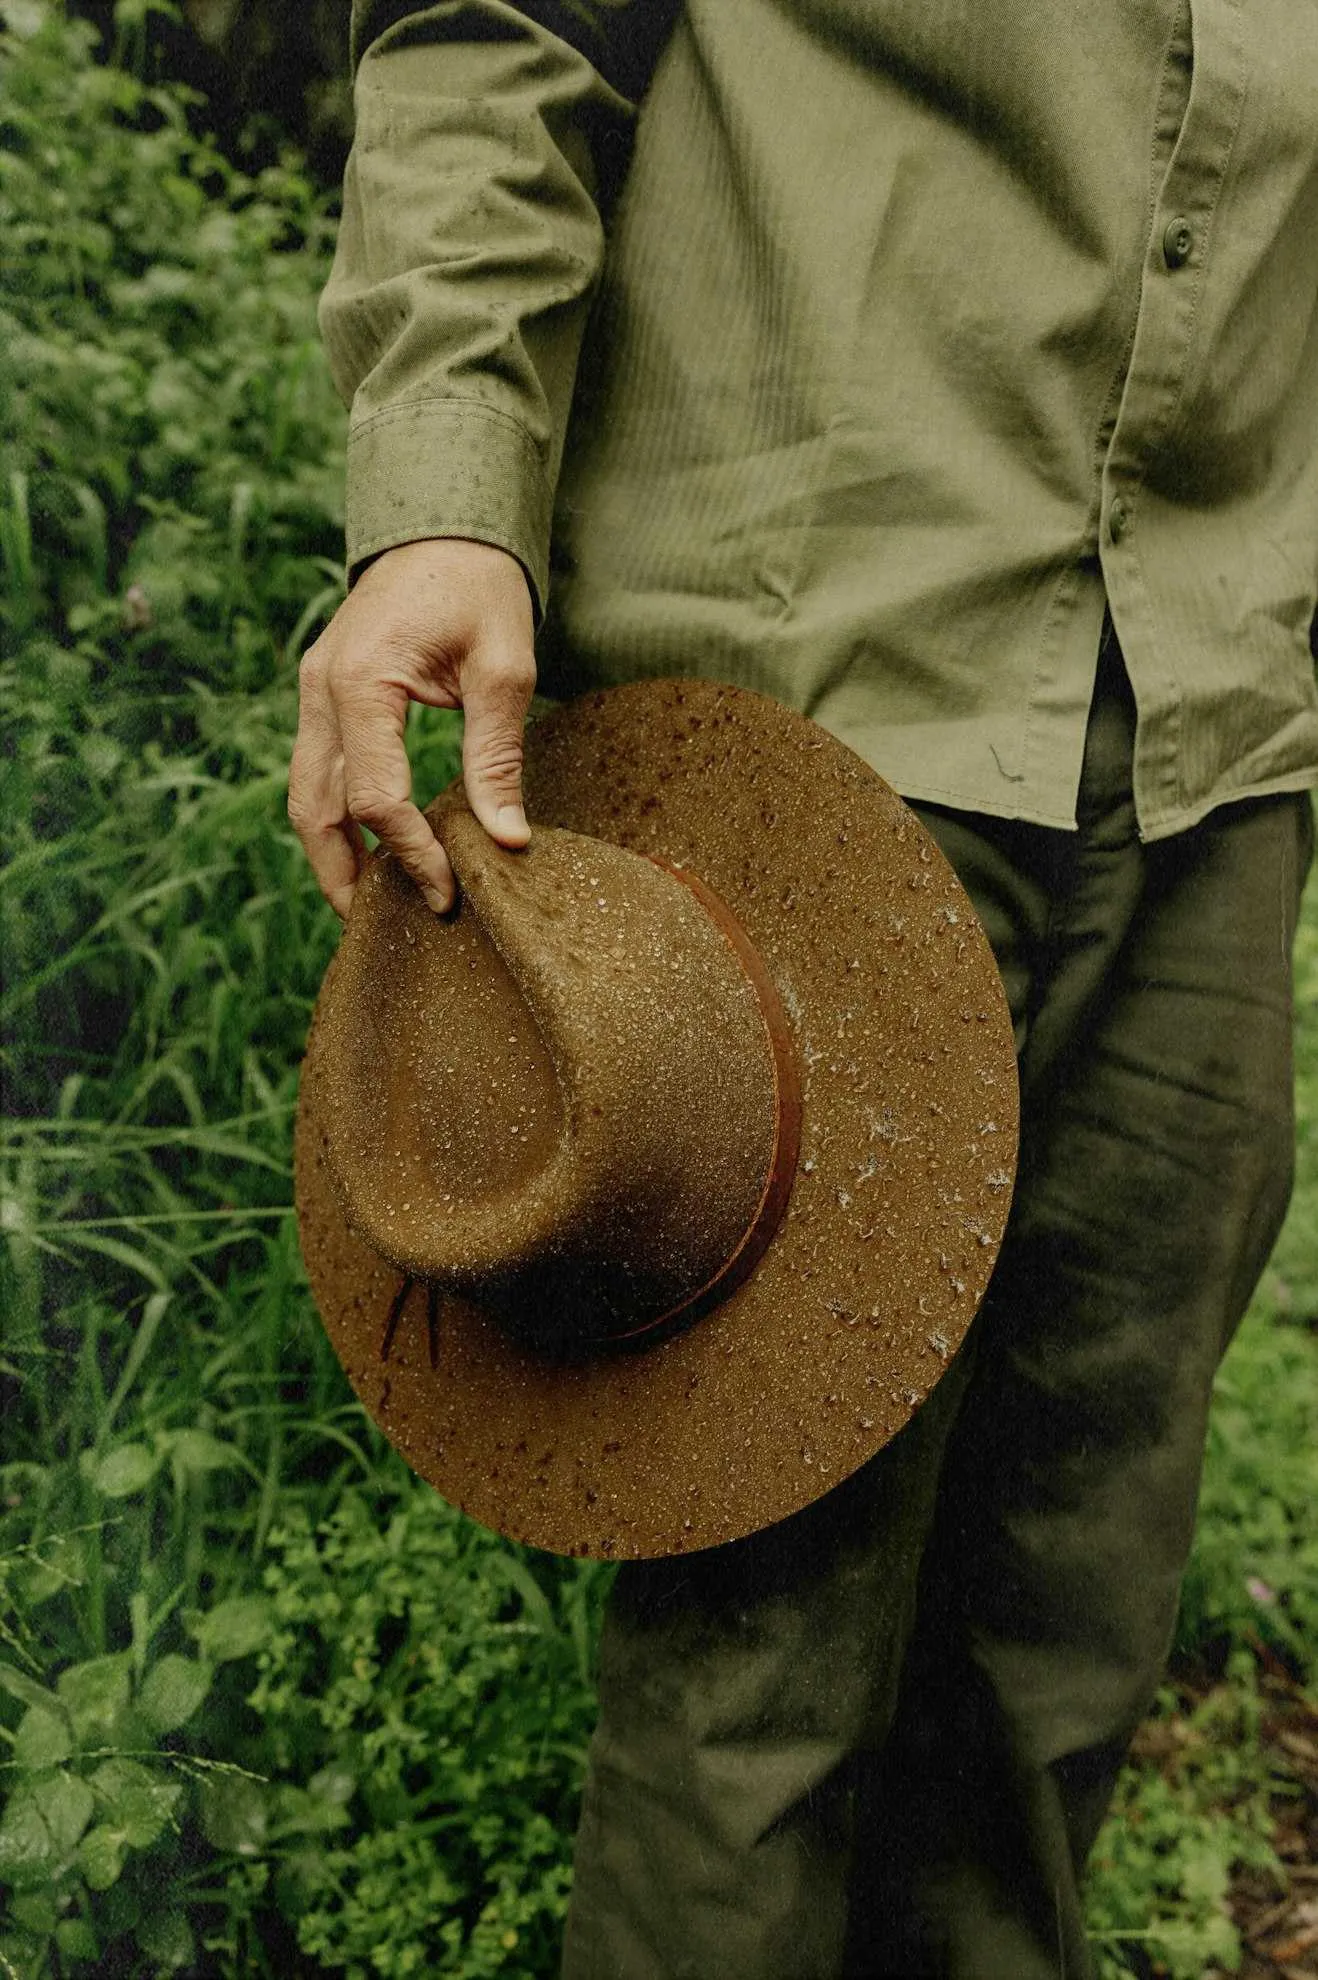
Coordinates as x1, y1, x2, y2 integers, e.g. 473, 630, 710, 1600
422, 885, 450, 914
495, 804, 529, 841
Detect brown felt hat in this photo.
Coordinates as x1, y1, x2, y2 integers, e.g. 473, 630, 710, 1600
295, 680, 1017, 1559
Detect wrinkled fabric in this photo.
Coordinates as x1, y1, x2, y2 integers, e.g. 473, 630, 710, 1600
323, 0, 1318, 837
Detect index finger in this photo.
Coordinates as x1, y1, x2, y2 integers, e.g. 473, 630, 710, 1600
335, 672, 456, 913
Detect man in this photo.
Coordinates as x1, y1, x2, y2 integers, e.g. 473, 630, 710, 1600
288, 3, 1318, 1973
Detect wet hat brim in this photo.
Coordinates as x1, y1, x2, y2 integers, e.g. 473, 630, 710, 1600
295, 680, 1017, 1559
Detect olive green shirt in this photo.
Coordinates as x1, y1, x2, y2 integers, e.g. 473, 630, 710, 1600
321, 0, 1318, 839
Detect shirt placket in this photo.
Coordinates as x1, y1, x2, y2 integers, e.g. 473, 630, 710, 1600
1098, 0, 1247, 823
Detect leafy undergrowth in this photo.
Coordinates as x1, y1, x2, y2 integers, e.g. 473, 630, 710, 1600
1, 4, 1316, 1977
1227, 1663, 1318, 1979
1088, 1651, 1318, 1980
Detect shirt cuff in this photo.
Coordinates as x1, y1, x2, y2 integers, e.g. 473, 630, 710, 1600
344, 397, 554, 616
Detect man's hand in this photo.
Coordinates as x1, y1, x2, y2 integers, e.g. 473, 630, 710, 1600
289, 538, 536, 919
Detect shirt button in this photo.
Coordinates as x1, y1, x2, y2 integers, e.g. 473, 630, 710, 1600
1108, 495, 1131, 543
1162, 217, 1194, 269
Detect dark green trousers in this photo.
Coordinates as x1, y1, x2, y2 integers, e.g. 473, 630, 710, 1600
562, 637, 1314, 1979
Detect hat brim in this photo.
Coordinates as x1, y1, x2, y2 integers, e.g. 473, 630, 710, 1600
295, 680, 1017, 1558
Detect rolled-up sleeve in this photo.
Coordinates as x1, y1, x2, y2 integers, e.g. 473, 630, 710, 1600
319, 0, 678, 609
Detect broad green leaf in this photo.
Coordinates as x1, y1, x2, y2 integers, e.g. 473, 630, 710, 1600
138, 1904, 195, 1970
32, 1770, 95, 1856
16, 1548, 87, 1606
57, 1652, 131, 1742
164, 1427, 241, 1475
89, 1758, 181, 1850
0, 0, 49, 37
0, 1792, 59, 1889
78, 1822, 127, 1892
9, 1886, 57, 1934
307, 1762, 356, 1808
12, 1701, 72, 1770
187, 1594, 271, 1662
0, 1660, 60, 1716
139, 1653, 211, 1733
1179, 1844, 1230, 1907
56, 1917, 99, 1961
90, 1442, 158, 1498
198, 1771, 268, 1855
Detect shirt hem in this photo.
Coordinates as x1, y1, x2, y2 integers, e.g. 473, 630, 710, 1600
887, 765, 1318, 842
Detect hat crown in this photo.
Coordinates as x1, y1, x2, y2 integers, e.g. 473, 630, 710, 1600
316, 804, 787, 1351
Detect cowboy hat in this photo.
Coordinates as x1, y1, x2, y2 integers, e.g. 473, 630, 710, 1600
295, 679, 1017, 1558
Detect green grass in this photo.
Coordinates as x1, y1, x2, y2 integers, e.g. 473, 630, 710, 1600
0, 5, 1315, 1975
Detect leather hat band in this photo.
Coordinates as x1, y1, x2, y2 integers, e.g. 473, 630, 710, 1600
598, 859, 803, 1349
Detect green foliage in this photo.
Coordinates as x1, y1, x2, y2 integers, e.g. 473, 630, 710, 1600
1087, 1657, 1288, 1980
0, 1487, 607, 1977
234, 1489, 607, 1976
1, 0, 349, 1144
0, 0, 344, 683
0, 1632, 219, 1976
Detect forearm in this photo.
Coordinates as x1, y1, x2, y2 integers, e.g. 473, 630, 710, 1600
321, 0, 678, 605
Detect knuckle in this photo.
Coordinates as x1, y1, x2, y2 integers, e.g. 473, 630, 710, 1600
498, 650, 537, 695
346, 784, 405, 834
285, 771, 314, 831
298, 641, 327, 690
331, 646, 413, 712
287, 797, 325, 845
324, 647, 365, 702
472, 649, 536, 701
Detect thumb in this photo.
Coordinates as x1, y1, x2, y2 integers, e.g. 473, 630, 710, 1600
459, 637, 536, 846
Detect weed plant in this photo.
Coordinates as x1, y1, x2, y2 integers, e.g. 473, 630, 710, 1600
0, 4, 1314, 1977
